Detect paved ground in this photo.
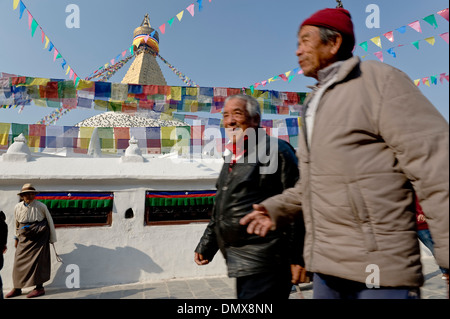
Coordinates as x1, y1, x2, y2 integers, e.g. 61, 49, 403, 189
2, 256, 447, 300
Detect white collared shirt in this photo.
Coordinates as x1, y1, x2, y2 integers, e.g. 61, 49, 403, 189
304, 61, 344, 147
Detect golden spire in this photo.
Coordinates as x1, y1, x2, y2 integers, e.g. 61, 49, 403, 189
132, 13, 160, 51
122, 14, 166, 86
141, 13, 151, 27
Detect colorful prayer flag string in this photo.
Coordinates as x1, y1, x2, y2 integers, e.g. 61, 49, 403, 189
86, 1, 215, 78
12, 0, 80, 82
0, 115, 303, 155
156, 53, 199, 87
86, 49, 137, 82
0, 74, 306, 120
252, 7, 448, 89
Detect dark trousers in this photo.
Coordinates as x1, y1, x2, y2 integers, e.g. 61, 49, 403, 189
236, 269, 292, 299
0, 254, 3, 299
313, 273, 421, 299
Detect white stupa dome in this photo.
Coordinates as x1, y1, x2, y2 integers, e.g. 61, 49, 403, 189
76, 112, 187, 128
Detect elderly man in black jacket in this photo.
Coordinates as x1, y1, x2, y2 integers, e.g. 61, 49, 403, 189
194, 94, 306, 299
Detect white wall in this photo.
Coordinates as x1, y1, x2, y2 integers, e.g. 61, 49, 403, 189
0, 186, 227, 290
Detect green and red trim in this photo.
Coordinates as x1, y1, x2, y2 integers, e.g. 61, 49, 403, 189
36, 192, 114, 209
146, 190, 216, 207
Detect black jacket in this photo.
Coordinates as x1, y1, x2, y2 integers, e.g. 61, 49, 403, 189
0, 211, 7, 270
195, 133, 304, 277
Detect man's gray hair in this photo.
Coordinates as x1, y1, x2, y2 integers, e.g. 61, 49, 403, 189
319, 27, 341, 45
224, 94, 261, 126
318, 26, 353, 60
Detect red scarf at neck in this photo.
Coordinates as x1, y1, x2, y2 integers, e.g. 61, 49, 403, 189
225, 135, 249, 171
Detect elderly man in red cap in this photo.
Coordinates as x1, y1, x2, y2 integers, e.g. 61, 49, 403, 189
6, 183, 57, 298
240, 7, 449, 299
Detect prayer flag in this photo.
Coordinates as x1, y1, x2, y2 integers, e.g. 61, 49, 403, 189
77, 97, 93, 109
373, 51, 383, 62
110, 83, 128, 100
27, 10, 32, 28
114, 127, 129, 150
29, 77, 49, 86
19, 1, 26, 19
370, 36, 382, 48
359, 41, 368, 51
383, 31, 394, 42
396, 26, 406, 34
386, 48, 396, 58
423, 14, 438, 29
0, 123, 11, 146
31, 19, 38, 37
79, 127, 94, 150
437, 8, 449, 21
11, 123, 28, 141
45, 125, 64, 149
408, 20, 422, 33
424, 37, 435, 46
169, 86, 182, 101
146, 127, 161, 154
430, 76, 437, 85
28, 124, 46, 149
129, 127, 147, 149
94, 82, 111, 99
187, 4, 195, 16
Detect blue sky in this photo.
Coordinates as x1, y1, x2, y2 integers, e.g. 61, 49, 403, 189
0, 0, 448, 126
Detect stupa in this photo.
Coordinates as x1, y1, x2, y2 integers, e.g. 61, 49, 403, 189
121, 13, 167, 86
77, 14, 185, 128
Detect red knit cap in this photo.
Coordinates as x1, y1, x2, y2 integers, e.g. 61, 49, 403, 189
301, 8, 355, 53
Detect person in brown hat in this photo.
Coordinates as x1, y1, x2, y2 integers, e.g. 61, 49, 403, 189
5, 183, 57, 298
240, 6, 449, 299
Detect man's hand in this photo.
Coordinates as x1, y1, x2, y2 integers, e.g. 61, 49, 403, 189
291, 264, 302, 284
194, 252, 210, 266
239, 204, 275, 237
291, 264, 310, 284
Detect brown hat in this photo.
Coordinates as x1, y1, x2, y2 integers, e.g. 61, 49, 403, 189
18, 183, 39, 196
